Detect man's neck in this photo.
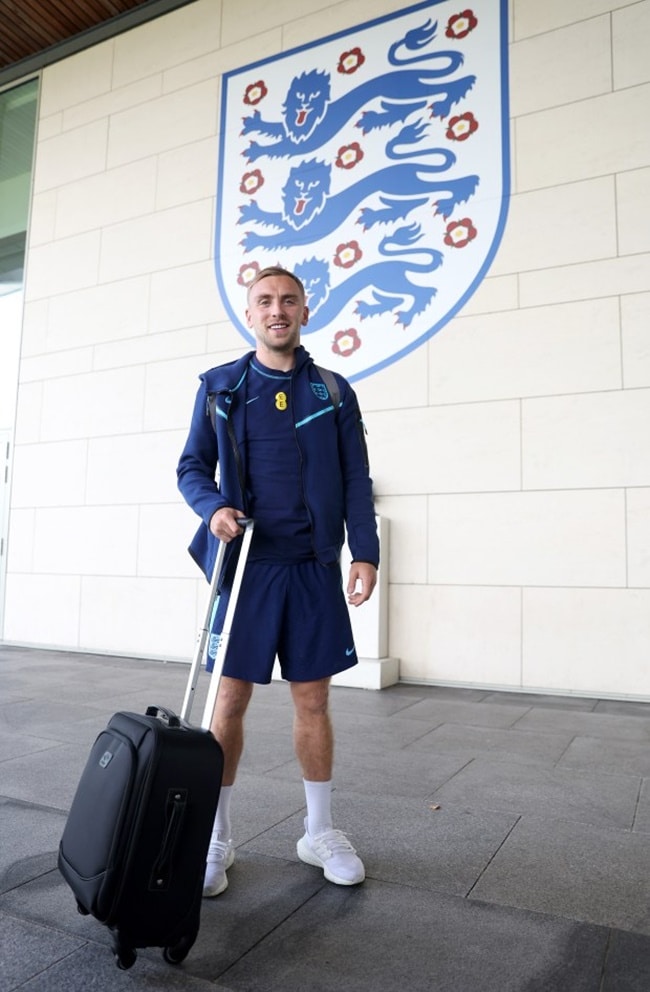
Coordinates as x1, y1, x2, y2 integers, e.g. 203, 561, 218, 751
255, 345, 296, 372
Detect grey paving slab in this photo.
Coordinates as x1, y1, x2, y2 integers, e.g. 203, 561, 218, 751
429, 756, 640, 829
0, 729, 61, 762
241, 789, 519, 897
0, 912, 86, 992
1, 868, 116, 949
4, 645, 650, 991
390, 696, 532, 728
602, 930, 650, 992
470, 814, 650, 935
213, 771, 307, 844
594, 698, 650, 717
398, 683, 489, 702
174, 853, 325, 980
483, 690, 598, 711
215, 879, 609, 992
12, 940, 231, 991
0, 800, 66, 893
235, 731, 299, 776
634, 779, 650, 834
558, 734, 650, 778
328, 683, 439, 716
406, 723, 573, 766
512, 706, 650, 741
330, 710, 442, 752
2, 857, 316, 985
299, 746, 473, 799
0, 697, 109, 745
0, 742, 89, 809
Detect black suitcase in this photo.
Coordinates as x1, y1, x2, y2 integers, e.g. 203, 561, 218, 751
58, 520, 254, 970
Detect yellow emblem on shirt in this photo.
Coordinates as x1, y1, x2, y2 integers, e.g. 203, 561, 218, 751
275, 391, 288, 411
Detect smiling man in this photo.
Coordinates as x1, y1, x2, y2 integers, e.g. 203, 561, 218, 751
177, 266, 380, 898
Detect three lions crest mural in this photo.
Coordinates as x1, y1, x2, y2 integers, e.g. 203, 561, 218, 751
215, 0, 510, 382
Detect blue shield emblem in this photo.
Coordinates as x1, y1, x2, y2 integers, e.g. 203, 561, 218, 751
215, 0, 509, 382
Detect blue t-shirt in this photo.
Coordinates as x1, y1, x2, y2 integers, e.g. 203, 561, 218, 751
244, 359, 313, 561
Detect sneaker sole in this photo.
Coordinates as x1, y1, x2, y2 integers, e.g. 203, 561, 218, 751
296, 836, 365, 886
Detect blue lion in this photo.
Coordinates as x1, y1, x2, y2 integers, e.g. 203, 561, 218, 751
242, 20, 475, 163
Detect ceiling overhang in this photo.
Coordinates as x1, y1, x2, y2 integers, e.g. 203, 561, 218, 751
0, 0, 197, 89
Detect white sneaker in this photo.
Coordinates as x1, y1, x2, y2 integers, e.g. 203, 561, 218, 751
296, 818, 365, 885
203, 838, 235, 897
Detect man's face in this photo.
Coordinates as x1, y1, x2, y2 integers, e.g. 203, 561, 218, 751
246, 274, 309, 360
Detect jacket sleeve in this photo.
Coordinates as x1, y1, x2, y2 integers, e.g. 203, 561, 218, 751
176, 378, 228, 526
336, 380, 380, 567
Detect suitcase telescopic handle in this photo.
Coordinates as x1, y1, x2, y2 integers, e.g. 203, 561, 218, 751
180, 518, 254, 725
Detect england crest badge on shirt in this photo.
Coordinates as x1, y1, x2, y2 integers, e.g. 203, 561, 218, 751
215, 0, 510, 382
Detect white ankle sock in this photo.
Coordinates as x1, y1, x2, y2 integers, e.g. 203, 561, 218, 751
211, 785, 233, 842
303, 779, 333, 837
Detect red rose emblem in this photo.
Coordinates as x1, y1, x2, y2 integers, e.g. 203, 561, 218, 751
446, 10, 478, 39
443, 218, 477, 248
239, 170, 264, 195
337, 47, 365, 75
333, 241, 363, 269
332, 329, 362, 357
237, 262, 260, 287
335, 142, 364, 170
445, 112, 479, 142
243, 80, 267, 106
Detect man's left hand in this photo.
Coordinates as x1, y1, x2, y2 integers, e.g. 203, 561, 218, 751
347, 562, 378, 606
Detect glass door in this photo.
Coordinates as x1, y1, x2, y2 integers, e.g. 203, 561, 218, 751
0, 77, 39, 634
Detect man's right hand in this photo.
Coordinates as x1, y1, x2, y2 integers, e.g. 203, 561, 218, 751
209, 507, 246, 542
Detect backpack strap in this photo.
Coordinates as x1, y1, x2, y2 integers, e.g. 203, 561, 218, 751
314, 364, 341, 410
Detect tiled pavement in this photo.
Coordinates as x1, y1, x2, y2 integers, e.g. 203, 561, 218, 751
1, 644, 649, 991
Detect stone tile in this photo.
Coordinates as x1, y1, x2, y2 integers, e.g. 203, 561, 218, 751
329, 683, 436, 716
3, 857, 313, 986
309, 748, 474, 800
14, 940, 230, 990
175, 854, 324, 981
594, 698, 650, 718
483, 691, 597, 711
330, 711, 442, 752
470, 815, 650, 935
0, 801, 67, 893
513, 706, 650, 741
244, 791, 518, 898
407, 724, 572, 766
0, 732, 60, 763
395, 697, 531, 728
218, 881, 609, 992
558, 736, 650, 778
0, 913, 85, 991
429, 758, 639, 830
0, 744, 89, 810
602, 930, 650, 992
634, 780, 650, 835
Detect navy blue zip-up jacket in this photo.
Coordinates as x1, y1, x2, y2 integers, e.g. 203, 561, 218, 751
177, 346, 380, 580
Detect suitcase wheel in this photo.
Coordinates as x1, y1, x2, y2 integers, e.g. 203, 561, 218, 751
114, 946, 137, 970
163, 934, 194, 965
75, 901, 89, 916
112, 933, 137, 970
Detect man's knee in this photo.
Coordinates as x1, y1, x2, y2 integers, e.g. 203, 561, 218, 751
215, 676, 254, 720
291, 678, 331, 718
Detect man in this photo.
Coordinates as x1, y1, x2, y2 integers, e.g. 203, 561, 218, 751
177, 266, 379, 897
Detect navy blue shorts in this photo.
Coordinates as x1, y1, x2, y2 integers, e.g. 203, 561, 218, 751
207, 558, 358, 684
